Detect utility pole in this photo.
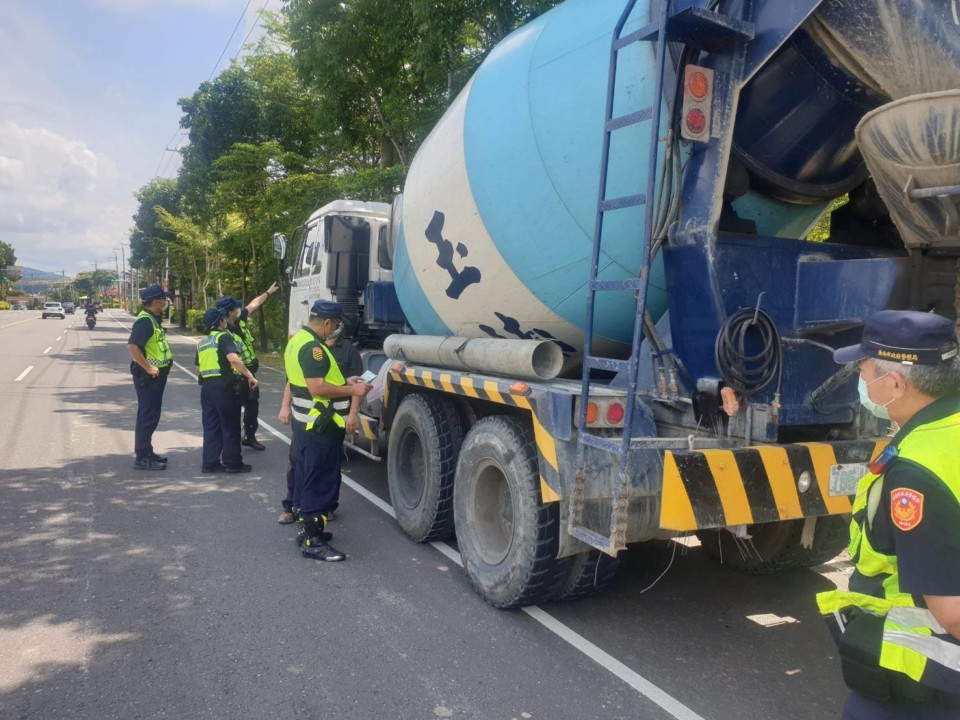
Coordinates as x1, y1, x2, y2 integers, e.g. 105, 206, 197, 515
118, 246, 127, 313
113, 253, 120, 307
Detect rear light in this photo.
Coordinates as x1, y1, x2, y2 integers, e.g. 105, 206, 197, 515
681, 65, 713, 142
606, 402, 624, 424
686, 69, 710, 99
509, 382, 531, 396
684, 108, 707, 136
585, 401, 599, 425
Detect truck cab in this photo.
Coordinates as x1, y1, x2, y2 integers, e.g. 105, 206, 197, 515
285, 200, 404, 346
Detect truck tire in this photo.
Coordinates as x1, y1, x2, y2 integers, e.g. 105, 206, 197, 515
695, 515, 849, 575
386, 393, 463, 542
553, 550, 621, 602
454, 416, 568, 608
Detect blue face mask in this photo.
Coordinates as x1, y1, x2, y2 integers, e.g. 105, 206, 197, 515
858, 373, 892, 420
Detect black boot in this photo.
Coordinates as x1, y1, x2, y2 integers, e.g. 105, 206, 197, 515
299, 514, 343, 561
242, 435, 265, 451
295, 511, 330, 547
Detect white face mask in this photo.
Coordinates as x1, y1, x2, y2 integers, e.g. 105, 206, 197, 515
320, 320, 343, 340
858, 372, 895, 419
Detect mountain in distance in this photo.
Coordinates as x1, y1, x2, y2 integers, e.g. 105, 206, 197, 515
15, 266, 63, 281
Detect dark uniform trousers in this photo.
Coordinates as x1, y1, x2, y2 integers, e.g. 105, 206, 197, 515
201, 379, 243, 469
134, 371, 168, 459
291, 420, 344, 515
843, 690, 960, 719
241, 359, 260, 438
283, 434, 297, 512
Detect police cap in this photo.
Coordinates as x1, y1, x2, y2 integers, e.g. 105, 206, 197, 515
215, 295, 242, 312
201, 308, 225, 330
833, 310, 959, 366
140, 284, 173, 302
309, 299, 343, 320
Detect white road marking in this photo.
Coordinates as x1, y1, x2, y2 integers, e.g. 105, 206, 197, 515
56, 336, 62, 341
112, 309, 707, 720
255, 421, 705, 720
43, 347, 52, 355
523, 607, 706, 720
15, 366, 34, 382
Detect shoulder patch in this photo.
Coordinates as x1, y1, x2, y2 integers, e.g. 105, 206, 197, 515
312, 346, 325, 362
890, 488, 924, 531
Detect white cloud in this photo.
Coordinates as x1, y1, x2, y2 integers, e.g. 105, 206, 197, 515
0, 122, 133, 274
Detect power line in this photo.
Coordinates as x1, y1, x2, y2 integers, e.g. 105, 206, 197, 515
233, 0, 271, 60
208, 0, 254, 82
153, 0, 257, 178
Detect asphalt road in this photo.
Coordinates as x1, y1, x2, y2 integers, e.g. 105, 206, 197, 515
0, 311, 852, 720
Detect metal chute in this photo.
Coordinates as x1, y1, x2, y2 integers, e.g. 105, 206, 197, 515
856, 91, 960, 250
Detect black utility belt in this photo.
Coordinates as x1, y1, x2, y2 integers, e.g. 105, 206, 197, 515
199, 374, 241, 386
131, 362, 170, 378
837, 608, 945, 705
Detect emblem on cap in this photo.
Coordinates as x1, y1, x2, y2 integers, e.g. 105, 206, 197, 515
890, 488, 924, 531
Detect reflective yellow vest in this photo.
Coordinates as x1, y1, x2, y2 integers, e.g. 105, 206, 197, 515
283, 328, 346, 431
197, 331, 237, 379
818, 410, 960, 691
228, 327, 254, 367
136, 310, 172, 368
237, 318, 256, 362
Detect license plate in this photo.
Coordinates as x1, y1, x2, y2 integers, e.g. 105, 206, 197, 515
829, 463, 868, 496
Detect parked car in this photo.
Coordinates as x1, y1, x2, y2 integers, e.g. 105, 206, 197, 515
42, 302, 65, 319
62, 302, 75, 314
11, 303, 26, 311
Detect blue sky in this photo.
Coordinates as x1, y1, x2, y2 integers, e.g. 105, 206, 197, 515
0, 0, 283, 277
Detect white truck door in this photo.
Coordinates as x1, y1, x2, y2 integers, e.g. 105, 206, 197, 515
289, 221, 328, 336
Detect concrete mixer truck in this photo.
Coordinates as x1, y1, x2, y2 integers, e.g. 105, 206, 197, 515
274, 0, 960, 608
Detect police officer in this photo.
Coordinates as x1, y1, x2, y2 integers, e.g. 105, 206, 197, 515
818, 310, 960, 718
216, 283, 279, 451
126, 284, 173, 470
283, 300, 370, 560
277, 322, 364, 524
195, 308, 258, 474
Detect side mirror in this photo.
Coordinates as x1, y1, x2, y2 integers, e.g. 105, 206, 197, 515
272, 233, 287, 260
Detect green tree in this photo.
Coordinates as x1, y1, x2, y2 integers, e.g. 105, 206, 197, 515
130, 178, 181, 271
286, 0, 434, 168
0, 241, 18, 298
285, 0, 562, 167
0, 240, 16, 269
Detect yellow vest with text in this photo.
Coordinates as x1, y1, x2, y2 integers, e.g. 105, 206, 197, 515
283, 328, 346, 431
197, 331, 238, 379
818, 411, 960, 690
136, 310, 172, 368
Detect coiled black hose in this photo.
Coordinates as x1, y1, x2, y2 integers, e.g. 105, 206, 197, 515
714, 308, 783, 398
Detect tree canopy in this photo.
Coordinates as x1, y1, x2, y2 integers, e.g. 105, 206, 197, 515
129, 2, 561, 346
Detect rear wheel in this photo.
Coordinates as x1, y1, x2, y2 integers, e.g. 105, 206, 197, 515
695, 515, 849, 574
386, 393, 463, 542
553, 550, 621, 601
454, 416, 568, 608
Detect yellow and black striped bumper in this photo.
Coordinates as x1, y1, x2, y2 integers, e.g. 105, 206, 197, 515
659, 440, 885, 531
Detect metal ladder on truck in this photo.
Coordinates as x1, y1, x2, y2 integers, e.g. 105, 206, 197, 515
568, 0, 753, 556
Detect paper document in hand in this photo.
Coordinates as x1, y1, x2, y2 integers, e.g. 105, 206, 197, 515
367, 380, 385, 404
